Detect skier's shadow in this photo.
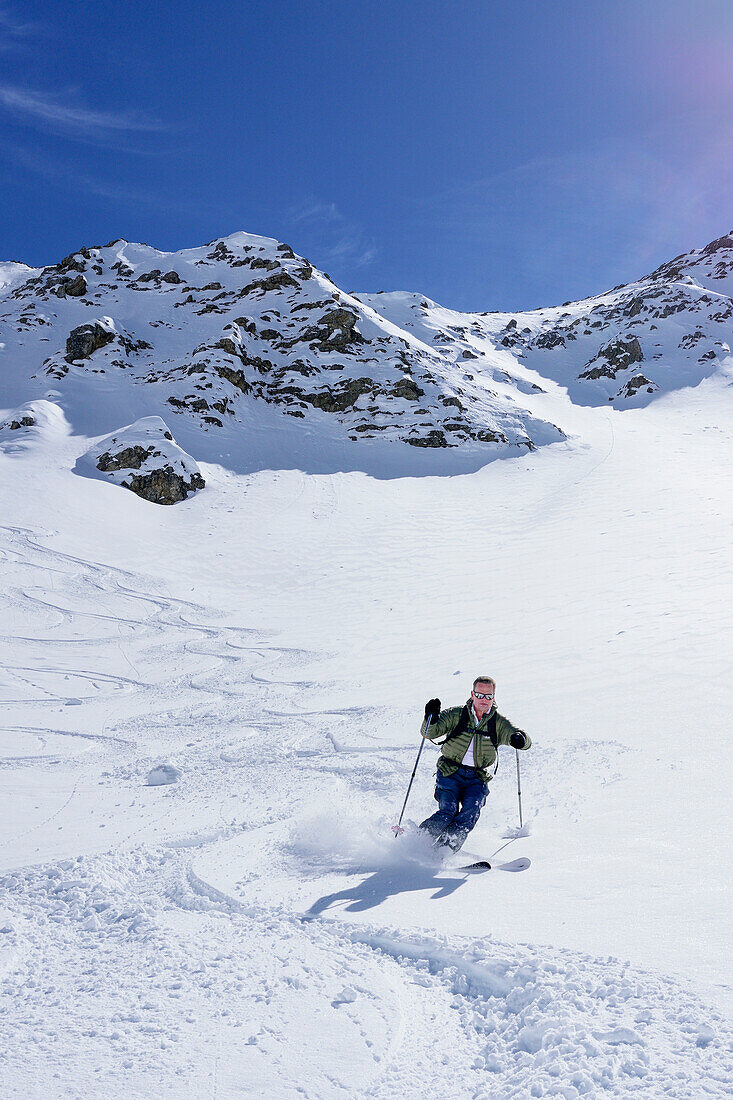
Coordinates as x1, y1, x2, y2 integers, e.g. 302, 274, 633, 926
302, 862, 467, 919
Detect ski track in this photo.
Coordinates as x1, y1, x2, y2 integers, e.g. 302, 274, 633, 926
1, 520, 732, 1097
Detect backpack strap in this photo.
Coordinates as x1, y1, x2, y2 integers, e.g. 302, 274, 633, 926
435, 704, 471, 744
437, 706, 498, 749
486, 710, 498, 751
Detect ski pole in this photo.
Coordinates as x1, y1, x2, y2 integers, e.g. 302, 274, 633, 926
515, 748, 524, 830
391, 717, 431, 836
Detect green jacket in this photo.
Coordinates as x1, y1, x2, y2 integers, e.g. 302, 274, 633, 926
421, 700, 531, 783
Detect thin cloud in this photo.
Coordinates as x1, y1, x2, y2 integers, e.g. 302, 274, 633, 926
418, 122, 733, 305
0, 8, 39, 35
288, 200, 377, 269
290, 201, 341, 225
3, 142, 212, 217
0, 5, 45, 50
0, 85, 165, 137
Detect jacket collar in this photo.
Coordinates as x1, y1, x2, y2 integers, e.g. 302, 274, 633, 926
466, 699, 496, 727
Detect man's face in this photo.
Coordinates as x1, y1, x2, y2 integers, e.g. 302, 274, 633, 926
471, 682, 495, 717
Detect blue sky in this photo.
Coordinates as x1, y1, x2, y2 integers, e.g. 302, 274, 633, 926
2, 0, 733, 310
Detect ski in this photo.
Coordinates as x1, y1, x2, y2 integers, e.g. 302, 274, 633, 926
457, 856, 531, 873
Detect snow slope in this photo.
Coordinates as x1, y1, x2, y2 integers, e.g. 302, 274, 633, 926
1, 347, 732, 1096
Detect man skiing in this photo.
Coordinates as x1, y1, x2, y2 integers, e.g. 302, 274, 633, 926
419, 676, 531, 851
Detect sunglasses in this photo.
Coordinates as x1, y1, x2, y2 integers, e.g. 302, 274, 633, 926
472, 691, 494, 700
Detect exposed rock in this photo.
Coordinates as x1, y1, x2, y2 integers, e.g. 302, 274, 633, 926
111, 261, 134, 279
240, 271, 298, 297
97, 445, 152, 472
57, 252, 87, 274
213, 337, 240, 357
702, 233, 733, 256
303, 308, 364, 352
5, 414, 35, 430
535, 331, 565, 349
63, 274, 88, 297
391, 377, 424, 401
618, 374, 658, 398
474, 428, 505, 443
162, 270, 182, 284
66, 321, 115, 362
83, 416, 205, 505
601, 336, 643, 367
124, 466, 205, 505
208, 241, 234, 262
579, 363, 617, 381
214, 364, 251, 394
406, 429, 448, 448
580, 336, 643, 380
301, 377, 374, 412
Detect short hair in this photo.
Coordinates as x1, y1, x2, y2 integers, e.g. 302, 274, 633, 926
473, 675, 496, 691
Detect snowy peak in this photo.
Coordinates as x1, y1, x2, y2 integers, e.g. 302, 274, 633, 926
646, 229, 733, 289
363, 229, 733, 410
0, 261, 36, 293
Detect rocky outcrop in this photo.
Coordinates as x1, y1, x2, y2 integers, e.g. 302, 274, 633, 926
66, 321, 115, 362
5, 414, 35, 430
391, 377, 424, 401
51, 273, 88, 298
83, 417, 205, 505
300, 377, 374, 412
121, 466, 205, 505
579, 337, 643, 381
618, 374, 658, 399
406, 429, 448, 448
303, 308, 364, 352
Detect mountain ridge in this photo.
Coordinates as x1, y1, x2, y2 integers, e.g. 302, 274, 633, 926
2, 227, 732, 476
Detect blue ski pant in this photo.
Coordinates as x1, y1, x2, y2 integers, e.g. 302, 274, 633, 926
419, 765, 488, 851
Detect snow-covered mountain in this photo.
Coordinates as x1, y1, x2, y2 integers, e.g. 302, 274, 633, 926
4, 229, 733, 479
357, 230, 733, 408
0, 232, 562, 477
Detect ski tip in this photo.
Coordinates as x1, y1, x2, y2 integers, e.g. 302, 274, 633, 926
498, 857, 531, 872
458, 856, 531, 873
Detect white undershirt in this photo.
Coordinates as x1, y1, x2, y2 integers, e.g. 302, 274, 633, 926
460, 705, 483, 766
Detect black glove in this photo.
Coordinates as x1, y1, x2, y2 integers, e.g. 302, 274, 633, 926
510, 732, 527, 749
424, 698, 441, 723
